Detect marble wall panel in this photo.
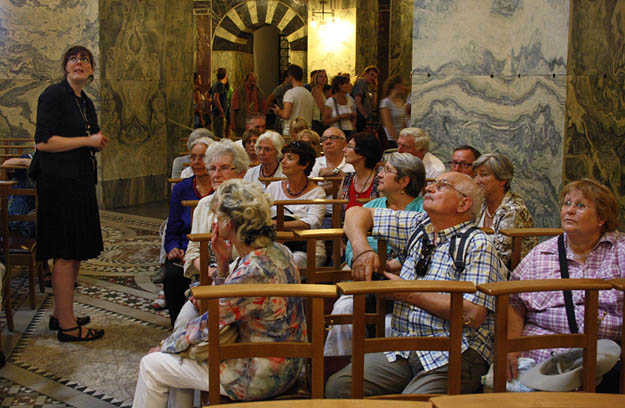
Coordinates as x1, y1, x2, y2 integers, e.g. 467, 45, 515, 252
308, 8, 356, 78
412, 0, 568, 77
565, 0, 625, 229
411, 72, 566, 228
100, 0, 165, 81
355, 7, 378, 75
410, 0, 569, 228
0, 0, 99, 140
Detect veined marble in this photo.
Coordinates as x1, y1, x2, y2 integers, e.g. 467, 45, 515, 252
389, 0, 413, 81
565, 0, 625, 229
410, 0, 569, 228
355, 6, 378, 75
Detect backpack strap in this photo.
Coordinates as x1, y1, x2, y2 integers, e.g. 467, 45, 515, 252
405, 224, 426, 258
448, 226, 480, 273
558, 234, 579, 334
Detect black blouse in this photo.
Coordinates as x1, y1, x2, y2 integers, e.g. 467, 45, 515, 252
31, 79, 100, 180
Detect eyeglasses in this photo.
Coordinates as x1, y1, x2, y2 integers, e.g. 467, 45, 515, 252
208, 165, 235, 174
380, 166, 399, 175
189, 153, 205, 162
431, 179, 468, 197
562, 199, 591, 212
448, 160, 473, 169
415, 234, 435, 277
68, 56, 91, 64
345, 144, 356, 150
321, 135, 345, 143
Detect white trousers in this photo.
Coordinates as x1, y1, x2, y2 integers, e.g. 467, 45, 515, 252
133, 351, 225, 408
324, 294, 392, 356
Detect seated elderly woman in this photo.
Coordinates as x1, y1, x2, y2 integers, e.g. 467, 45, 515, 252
243, 131, 285, 188
473, 153, 537, 269
172, 140, 250, 329
297, 128, 321, 156
134, 180, 306, 406
507, 178, 624, 392
266, 141, 327, 269
325, 152, 426, 356
163, 136, 214, 326
241, 128, 260, 167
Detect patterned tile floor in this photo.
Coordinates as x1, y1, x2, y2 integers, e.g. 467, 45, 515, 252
1, 210, 169, 407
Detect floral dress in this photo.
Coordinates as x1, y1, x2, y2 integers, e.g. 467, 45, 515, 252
160, 242, 306, 401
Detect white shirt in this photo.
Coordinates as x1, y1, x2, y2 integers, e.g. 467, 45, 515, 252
283, 86, 314, 136
423, 152, 445, 180
243, 163, 283, 189
324, 95, 356, 131
265, 181, 326, 260
180, 166, 193, 179
310, 156, 354, 214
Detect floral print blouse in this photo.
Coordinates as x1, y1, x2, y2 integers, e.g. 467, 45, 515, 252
160, 242, 306, 401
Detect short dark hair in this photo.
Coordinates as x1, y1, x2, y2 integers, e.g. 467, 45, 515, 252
454, 145, 481, 161
62, 45, 95, 74
287, 64, 303, 82
323, 84, 332, 94
216, 67, 227, 80
242, 128, 261, 147
331, 74, 350, 93
353, 132, 383, 169
281, 141, 316, 176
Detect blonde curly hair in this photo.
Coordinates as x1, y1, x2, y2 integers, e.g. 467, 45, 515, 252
210, 179, 275, 248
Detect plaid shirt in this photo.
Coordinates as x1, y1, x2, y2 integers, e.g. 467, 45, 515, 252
509, 231, 625, 363
372, 209, 507, 372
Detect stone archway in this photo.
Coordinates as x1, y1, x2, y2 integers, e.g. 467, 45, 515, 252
211, 0, 307, 88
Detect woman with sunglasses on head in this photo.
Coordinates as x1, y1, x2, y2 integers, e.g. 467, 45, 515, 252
265, 141, 326, 269
30, 46, 108, 342
473, 153, 536, 269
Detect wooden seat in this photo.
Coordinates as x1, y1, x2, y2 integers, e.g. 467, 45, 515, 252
337, 279, 477, 399
429, 392, 625, 408
609, 278, 625, 393
226, 399, 433, 407
0, 181, 44, 331
499, 228, 563, 270
191, 282, 338, 405
477, 278, 613, 392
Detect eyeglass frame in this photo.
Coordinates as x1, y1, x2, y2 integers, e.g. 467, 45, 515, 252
321, 135, 345, 143
448, 160, 473, 169
208, 165, 236, 174
68, 56, 91, 64
431, 179, 468, 197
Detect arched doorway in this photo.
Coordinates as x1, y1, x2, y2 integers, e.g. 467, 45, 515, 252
210, 0, 308, 92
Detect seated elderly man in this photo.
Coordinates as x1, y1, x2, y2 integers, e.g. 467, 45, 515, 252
325, 172, 507, 397
397, 127, 445, 180
449, 145, 481, 177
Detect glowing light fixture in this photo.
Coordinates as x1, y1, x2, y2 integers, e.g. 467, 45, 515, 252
311, 0, 334, 26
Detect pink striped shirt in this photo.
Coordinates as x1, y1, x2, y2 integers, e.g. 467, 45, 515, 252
509, 231, 624, 363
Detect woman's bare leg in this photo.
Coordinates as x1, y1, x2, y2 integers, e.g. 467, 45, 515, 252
52, 258, 80, 333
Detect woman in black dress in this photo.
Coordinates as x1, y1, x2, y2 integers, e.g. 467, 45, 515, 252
30, 45, 108, 342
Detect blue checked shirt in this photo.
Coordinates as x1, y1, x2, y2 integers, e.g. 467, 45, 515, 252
372, 208, 507, 371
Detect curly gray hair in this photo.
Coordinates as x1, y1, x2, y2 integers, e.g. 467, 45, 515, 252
203, 139, 250, 173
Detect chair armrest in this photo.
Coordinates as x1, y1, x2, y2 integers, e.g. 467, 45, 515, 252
187, 233, 212, 242
294, 228, 344, 239
499, 227, 563, 237
338, 280, 476, 296
192, 283, 338, 299
478, 278, 612, 296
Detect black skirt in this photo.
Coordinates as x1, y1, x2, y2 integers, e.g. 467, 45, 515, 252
36, 169, 103, 261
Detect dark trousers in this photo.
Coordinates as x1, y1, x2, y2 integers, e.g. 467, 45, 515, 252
163, 259, 191, 327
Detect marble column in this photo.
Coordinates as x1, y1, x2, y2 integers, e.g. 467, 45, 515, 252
410, 0, 569, 228
565, 0, 625, 229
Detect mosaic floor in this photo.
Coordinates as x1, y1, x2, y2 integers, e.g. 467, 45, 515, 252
1, 211, 170, 408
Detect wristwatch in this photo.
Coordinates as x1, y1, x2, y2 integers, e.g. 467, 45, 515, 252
332, 167, 340, 175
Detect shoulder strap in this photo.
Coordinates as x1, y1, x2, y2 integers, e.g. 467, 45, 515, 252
558, 234, 579, 334
406, 224, 426, 257
448, 226, 480, 273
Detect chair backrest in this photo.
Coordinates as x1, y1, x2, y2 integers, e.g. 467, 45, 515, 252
477, 278, 613, 393
0, 140, 35, 162
609, 278, 625, 394
273, 199, 347, 231
499, 228, 563, 270
337, 279, 477, 398
191, 283, 338, 405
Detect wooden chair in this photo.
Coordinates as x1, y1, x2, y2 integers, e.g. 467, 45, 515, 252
229, 400, 433, 408
429, 392, 625, 408
477, 279, 613, 393
609, 278, 625, 393
191, 282, 338, 405
337, 279, 477, 399
500, 228, 563, 270
0, 139, 35, 162
0, 181, 44, 331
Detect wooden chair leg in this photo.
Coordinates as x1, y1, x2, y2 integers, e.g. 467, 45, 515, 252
36, 259, 45, 294
3, 275, 14, 331
28, 261, 35, 310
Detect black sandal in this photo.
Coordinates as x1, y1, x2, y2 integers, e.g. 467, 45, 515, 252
57, 326, 105, 342
49, 315, 91, 331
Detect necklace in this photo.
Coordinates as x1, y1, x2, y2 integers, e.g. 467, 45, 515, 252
285, 179, 309, 196
354, 170, 374, 194
74, 95, 91, 135
261, 162, 278, 178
